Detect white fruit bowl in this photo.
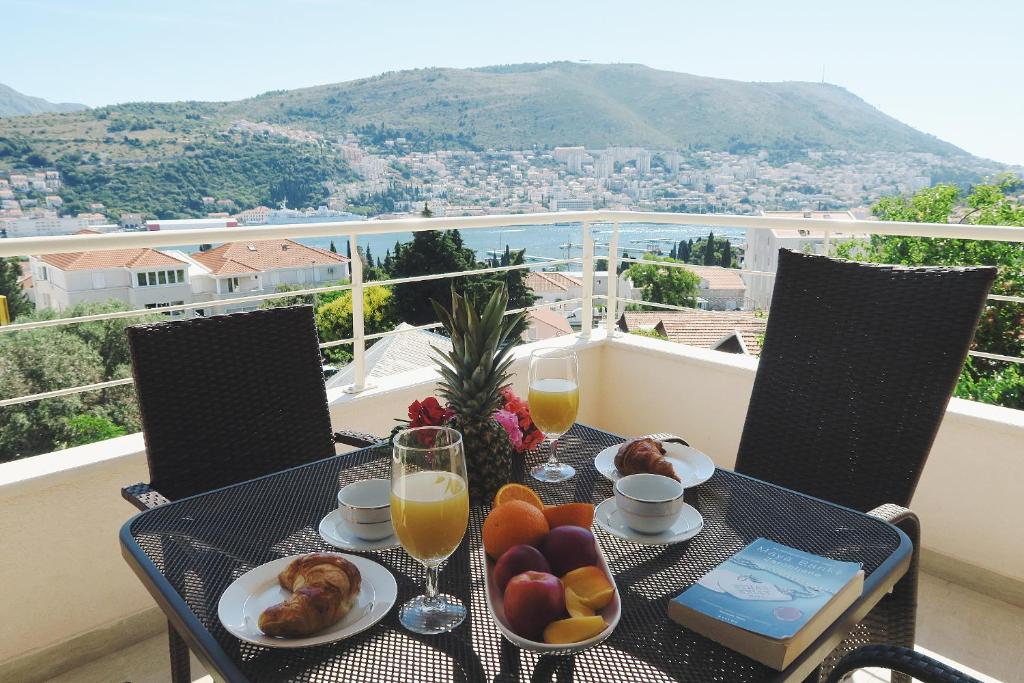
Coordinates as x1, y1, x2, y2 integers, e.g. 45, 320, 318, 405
481, 541, 621, 654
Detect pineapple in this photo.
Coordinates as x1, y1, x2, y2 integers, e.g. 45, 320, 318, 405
432, 286, 526, 502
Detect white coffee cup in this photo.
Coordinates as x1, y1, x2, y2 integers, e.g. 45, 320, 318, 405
337, 478, 394, 540
614, 473, 685, 534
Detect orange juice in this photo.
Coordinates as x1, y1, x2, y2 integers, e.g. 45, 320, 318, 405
391, 471, 469, 564
529, 378, 580, 435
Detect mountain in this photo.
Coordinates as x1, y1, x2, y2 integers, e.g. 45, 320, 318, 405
224, 62, 964, 155
0, 83, 87, 117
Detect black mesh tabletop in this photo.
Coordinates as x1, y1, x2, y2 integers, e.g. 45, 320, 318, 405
120, 424, 910, 683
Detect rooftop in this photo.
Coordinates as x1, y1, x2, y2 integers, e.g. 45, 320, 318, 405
618, 310, 766, 354
190, 239, 349, 276
524, 271, 583, 293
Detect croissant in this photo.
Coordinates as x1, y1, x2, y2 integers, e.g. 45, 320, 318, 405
614, 438, 679, 481
258, 553, 362, 637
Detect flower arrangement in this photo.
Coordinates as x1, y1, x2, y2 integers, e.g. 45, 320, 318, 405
393, 389, 543, 454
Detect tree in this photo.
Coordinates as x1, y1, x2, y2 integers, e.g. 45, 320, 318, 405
63, 414, 127, 447
315, 286, 398, 363
625, 256, 701, 308
329, 240, 337, 254
703, 231, 717, 265
390, 230, 479, 324
365, 244, 374, 269
721, 239, 733, 268
669, 244, 677, 260
0, 258, 32, 320
841, 176, 1024, 409
421, 202, 433, 218
345, 240, 352, 261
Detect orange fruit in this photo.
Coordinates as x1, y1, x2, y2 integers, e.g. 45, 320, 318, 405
542, 502, 595, 530
494, 483, 544, 511
482, 500, 550, 559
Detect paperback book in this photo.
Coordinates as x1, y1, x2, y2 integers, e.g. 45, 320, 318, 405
668, 538, 864, 670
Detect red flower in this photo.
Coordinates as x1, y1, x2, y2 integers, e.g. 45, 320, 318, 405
407, 397, 453, 428
499, 387, 544, 452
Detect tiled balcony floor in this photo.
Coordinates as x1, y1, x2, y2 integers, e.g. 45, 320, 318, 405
46, 573, 1020, 683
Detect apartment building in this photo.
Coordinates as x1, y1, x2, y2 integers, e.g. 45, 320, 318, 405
187, 239, 350, 315
30, 239, 192, 314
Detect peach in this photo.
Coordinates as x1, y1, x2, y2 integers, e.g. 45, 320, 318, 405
563, 586, 596, 618
493, 544, 551, 592
543, 616, 608, 644
561, 565, 614, 610
541, 525, 599, 576
503, 571, 564, 640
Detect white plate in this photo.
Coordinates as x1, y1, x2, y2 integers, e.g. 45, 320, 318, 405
319, 509, 401, 552
482, 543, 621, 654
217, 552, 397, 648
594, 498, 704, 546
594, 440, 715, 487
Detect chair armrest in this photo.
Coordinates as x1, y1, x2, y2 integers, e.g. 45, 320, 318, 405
825, 645, 982, 683
868, 503, 917, 528
333, 430, 383, 448
121, 482, 171, 511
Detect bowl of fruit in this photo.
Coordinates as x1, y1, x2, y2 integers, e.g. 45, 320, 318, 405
482, 484, 620, 653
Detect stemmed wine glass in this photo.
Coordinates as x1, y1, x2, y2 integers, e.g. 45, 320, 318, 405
391, 426, 469, 634
528, 347, 580, 483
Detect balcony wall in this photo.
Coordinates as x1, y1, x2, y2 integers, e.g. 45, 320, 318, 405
1, 332, 1022, 680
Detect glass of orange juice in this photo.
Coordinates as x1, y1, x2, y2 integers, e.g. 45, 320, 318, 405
391, 426, 469, 634
528, 347, 580, 483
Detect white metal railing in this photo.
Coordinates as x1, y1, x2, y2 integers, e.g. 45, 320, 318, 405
0, 210, 1021, 408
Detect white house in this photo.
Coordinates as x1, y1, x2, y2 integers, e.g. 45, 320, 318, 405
30, 235, 193, 315
744, 210, 864, 309
187, 239, 350, 315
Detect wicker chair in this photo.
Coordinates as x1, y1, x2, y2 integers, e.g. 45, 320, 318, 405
120, 306, 381, 683
825, 645, 983, 683
734, 249, 996, 682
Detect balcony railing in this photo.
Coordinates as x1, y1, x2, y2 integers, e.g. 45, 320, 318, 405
0, 210, 1022, 410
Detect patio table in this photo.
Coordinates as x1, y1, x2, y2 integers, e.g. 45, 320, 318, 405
119, 423, 911, 682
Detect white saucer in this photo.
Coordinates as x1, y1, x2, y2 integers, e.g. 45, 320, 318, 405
594, 498, 704, 546
594, 440, 715, 488
319, 509, 401, 552
218, 552, 397, 648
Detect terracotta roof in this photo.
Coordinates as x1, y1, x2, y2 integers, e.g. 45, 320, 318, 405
190, 239, 348, 276
618, 310, 766, 355
527, 307, 573, 336
39, 246, 188, 271
680, 264, 747, 290
525, 271, 582, 293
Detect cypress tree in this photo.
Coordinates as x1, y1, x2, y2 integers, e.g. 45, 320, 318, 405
703, 231, 716, 265
329, 240, 337, 254
365, 244, 374, 268
346, 240, 352, 261
721, 239, 732, 268
678, 240, 687, 261
669, 244, 677, 260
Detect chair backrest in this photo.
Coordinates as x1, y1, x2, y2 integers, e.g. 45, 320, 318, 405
128, 306, 337, 501
734, 249, 995, 511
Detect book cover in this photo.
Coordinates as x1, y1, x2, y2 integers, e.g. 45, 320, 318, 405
672, 538, 862, 640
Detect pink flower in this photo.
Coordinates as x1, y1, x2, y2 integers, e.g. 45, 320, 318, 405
493, 409, 524, 451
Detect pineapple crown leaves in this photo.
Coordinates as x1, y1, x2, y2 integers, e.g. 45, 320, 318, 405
430, 285, 527, 419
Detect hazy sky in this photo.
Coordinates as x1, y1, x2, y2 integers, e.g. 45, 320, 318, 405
6, 0, 1024, 165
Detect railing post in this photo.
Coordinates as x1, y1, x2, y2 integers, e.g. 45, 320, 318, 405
344, 233, 370, 394
581, 222, 594, 336
604, 221, 620, 333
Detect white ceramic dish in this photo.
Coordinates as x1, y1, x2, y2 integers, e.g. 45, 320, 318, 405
594, 440, 715, 487
594, 497, 703, 546
337, 479, 394, 540
217, 552, 397, 648
319, 509, 401, 552
482, 543, 621, 654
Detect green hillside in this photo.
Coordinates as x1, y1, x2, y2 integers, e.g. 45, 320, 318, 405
226, 62, 964, 154
0, 83, 87, 117
0, 62, 983, 220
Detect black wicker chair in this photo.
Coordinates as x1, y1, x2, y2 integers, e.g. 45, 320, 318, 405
120, 306, 381, 683
825, 645, 983, 683
735, 249, 996, 682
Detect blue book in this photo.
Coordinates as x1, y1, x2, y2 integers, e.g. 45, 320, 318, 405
668, 538, 863, 670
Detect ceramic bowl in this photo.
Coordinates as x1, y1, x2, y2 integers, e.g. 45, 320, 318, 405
613, 473, 685, 534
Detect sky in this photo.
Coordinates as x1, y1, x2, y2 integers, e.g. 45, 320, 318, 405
6, 0, 1024, 165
